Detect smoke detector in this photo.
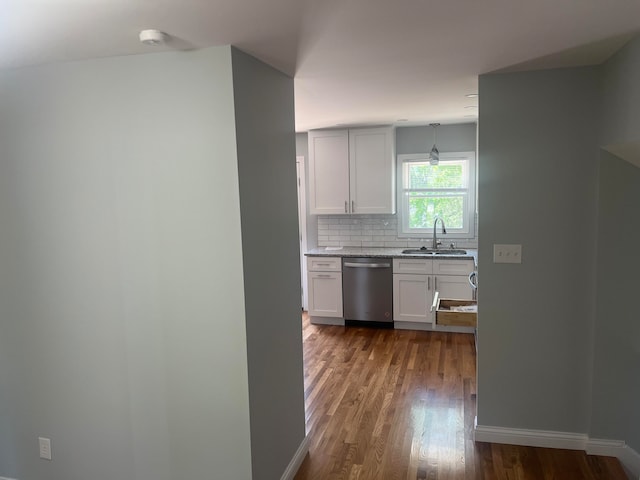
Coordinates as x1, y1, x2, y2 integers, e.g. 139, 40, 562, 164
139, 29, 167, 46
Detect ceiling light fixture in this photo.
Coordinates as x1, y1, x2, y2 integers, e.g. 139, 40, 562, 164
429, 123, 440, 165
139, 29, 167, 46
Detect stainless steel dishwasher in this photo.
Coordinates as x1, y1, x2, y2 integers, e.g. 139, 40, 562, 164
342, 257, 393, 325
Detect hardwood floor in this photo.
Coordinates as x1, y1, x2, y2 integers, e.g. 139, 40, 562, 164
295, 314, 628, 479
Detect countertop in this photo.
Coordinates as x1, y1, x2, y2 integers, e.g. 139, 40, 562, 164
305, 247, 477, 265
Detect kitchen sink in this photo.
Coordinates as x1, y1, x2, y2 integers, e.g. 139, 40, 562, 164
401, 248, 467, 255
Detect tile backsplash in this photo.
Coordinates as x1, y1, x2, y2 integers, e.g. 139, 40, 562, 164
316, 214, 478, 248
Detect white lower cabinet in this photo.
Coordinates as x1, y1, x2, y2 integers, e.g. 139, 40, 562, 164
307, 257, 343, 320
308, 272, 343, 317
393, 258, 474, 325
393, 273, 431, 323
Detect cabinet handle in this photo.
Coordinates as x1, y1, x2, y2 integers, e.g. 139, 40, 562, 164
316, 263, 330, 266
435, 277, 438, 290
430, 291, 440, 313
316, 274, 332, 278
428, 277, 431, 290
352, 200, 355, 213
345, 201, 348, 213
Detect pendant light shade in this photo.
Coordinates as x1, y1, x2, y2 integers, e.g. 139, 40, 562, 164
429, 123, 440, 165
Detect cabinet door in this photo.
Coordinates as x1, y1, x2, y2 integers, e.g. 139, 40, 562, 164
349, 127, 395, 214
393, 274, 432, 323
308, 272, 343, 317
434, 275, 473, 300
308, 130, 350, 214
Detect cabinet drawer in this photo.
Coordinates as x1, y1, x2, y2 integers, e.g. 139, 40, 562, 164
307, 256, 341, 272
393, 258, 432, 274
433, 259, 474, 276
434, 295, 477, 327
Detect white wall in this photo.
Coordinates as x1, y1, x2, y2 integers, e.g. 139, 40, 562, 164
0, 47, 254, 480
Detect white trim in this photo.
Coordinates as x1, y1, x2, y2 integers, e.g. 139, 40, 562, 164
280, 435, 310, 480
587, 439, 640, 479
309, 316, 344, 326
394, 321, 475, 334
296, 156, 309, 311
396, 151, 476, 239
618, 445, 640, 480
474, 424, 588, 450
475, 423, 640, 478
586, 437, 626, 456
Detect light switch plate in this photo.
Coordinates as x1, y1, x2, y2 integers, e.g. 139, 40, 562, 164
39, 437, 52, 460
493, 244, 522, 264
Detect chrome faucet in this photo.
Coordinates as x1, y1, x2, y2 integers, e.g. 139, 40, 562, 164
432, 217, 447, 249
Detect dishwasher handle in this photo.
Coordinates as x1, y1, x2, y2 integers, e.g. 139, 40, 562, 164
343, 262, 391, 269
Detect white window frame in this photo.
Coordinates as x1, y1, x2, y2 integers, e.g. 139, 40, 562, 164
396, 152, 476, 239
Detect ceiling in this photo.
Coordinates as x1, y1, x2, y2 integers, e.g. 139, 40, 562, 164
2, 1, 640, 132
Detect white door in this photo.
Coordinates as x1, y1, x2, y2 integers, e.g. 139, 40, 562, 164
308, 130, 350, 214
308, 272, 343, 317
296, 157, 308, 311
349, 127, 395, 214
393, 274, 432, 323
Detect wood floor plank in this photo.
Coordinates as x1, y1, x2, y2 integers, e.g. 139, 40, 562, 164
295, 314, 628, 479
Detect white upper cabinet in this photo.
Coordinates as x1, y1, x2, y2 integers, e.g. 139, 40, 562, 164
308, 127, 395, 215
349, 128, 395, 214
308, 130, 350, 214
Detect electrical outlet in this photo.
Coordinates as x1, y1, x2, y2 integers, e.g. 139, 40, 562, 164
39, 437, 52, 460
493, 244, 522, 264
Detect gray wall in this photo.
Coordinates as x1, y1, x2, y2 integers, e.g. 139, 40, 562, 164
601, 37, 640, 148
0, 47, 256, 479
396, 123, 476, 155
590, 152, 640, 450
477, 67, 601, 433
589, 36, 640, 452
231, 48, 306, 479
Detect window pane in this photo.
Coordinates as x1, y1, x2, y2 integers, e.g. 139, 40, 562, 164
407, 193, 464, 229
407, 162, 464, 189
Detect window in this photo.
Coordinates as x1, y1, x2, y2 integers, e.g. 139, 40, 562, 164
397, 152, 476, 237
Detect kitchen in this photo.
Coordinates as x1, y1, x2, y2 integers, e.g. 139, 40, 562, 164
293, 123, 483, 477
297, 123, 479, 332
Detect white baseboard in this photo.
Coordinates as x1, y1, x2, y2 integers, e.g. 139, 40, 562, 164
586, 437, 626, 456
475, 422, 640, 478
474, 423, 588, 450
394, 321, 475, 334
587, 439, 640, 479
309, 316, 344, 326
280, 435, 310, 480
618, 445, 640, 480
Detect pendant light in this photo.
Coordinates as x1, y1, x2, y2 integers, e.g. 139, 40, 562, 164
429, 123, 440, 165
